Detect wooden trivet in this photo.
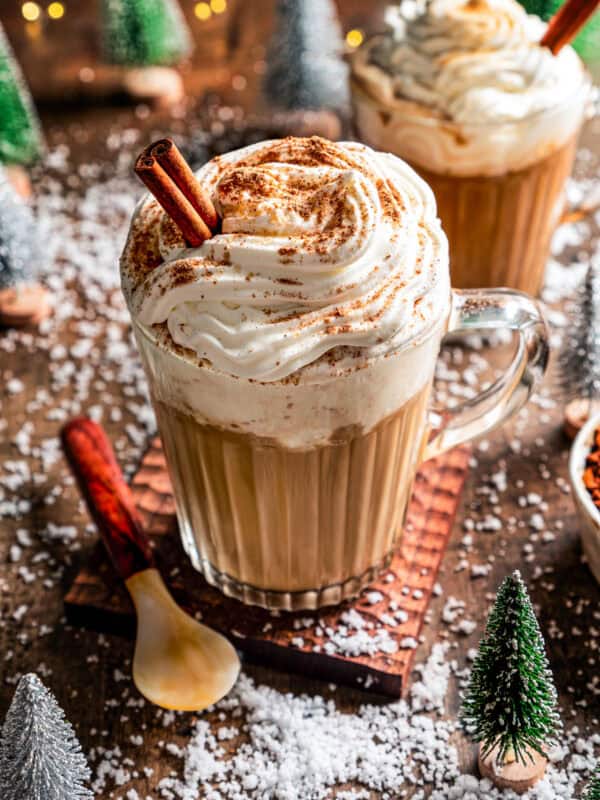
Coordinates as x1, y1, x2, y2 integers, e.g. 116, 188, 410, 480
65, 439, 470, 697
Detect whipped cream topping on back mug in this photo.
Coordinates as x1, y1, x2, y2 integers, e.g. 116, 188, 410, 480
351, 0, 589, 175
122, 137, 449, 382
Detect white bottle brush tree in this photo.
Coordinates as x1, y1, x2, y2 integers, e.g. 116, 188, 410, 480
0, 674, 92, 799
0, 168, 50, 327
0, 170, 41, 292
0, 168, 51, 329
263, 0, 349, 115
0, 23, 45, 168
560, 259, 600, 410
460, 571, 561, 768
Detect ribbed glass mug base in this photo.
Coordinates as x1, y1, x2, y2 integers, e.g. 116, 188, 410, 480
184, 548, 394, 611
152, 382, 432, 612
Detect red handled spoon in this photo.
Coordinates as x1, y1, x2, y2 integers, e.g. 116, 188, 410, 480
61, 417, 240, 711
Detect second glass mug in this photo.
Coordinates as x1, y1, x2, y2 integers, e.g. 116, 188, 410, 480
352, 75, 595, 296
134, 288, 548, 611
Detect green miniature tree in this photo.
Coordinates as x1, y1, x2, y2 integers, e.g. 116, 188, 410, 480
460, 571, 561, 766
0, 674, 92, 799
0, 24, 45, 166
584, 764, 600, 799
101, 0, 193, 67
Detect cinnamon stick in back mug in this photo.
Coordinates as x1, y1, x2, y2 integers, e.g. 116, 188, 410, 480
350, 0, 595, 296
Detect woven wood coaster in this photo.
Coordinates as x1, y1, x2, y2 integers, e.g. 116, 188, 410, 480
65, 439, 470, 697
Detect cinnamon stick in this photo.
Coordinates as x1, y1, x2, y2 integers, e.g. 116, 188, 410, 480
151, 138, 219, 230
134, 141, 216, 247
540, 0, 600, 54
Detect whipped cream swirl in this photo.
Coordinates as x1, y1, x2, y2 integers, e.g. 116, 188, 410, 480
354, 0, 585, 124
122, 138, 449, 383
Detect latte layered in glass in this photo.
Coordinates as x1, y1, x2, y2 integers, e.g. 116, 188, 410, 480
351, 0, 590, 294
122, 137, 552, 610
121, 138, 452, 609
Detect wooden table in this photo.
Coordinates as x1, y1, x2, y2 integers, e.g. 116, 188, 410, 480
0, 2, 599, 797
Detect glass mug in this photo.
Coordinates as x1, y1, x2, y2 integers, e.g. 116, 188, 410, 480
133, 288, 548, 611
352, 76, 595, 296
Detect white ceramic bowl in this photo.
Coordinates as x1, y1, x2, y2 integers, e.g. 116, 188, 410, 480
569, 410, 600, 585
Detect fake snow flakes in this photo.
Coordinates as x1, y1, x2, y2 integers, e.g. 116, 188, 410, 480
153, 644, 596, 800
157, 646, 458, 800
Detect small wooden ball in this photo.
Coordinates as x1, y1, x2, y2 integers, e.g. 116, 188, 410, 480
122, 67, 185, 109
478, 743, 547, 794
4, 164, 32, 200
564, 397, 591, 441
0, 283, 51, 328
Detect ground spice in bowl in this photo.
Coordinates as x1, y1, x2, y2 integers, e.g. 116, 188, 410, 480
583, 426, 600, 506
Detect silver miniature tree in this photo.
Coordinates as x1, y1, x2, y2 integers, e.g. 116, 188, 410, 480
263, 0, 349, 114
560, 260, 600, 406
0, 674, 93, 800
0, 168, 41, 291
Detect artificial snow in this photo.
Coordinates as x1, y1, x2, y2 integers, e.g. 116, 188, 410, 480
0, 138, 597, 800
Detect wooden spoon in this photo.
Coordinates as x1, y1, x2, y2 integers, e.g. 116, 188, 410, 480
61, 417, 240, 711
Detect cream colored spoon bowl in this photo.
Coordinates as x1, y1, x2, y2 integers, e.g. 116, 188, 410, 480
128, 568, 239, 710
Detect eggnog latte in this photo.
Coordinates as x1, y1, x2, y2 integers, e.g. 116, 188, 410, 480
122, 137, 548, 609
351, 0, 590, 294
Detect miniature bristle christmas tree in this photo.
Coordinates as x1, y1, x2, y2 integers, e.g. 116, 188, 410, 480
0, 169, 40, 291
0, 24, 44, 167
100, 0, 192, 107
560, 260, 600, 438
0, 674, 92, 800
263, 0, 349, 138
0, 168, 50, 327
101, 0, 192, 67
584, 764, 600, 799
460, 571, 560, 790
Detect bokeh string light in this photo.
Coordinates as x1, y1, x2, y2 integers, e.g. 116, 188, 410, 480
47, 2, 65, 19
194, 2, 211, 20
346, 28, 364, 48
194, 0, 227, 21
21, 1, 66, 22
21, 2, 41, 21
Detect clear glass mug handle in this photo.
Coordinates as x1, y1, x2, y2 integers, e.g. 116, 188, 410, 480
424, 289, 549, 461
559, 183, 600, 225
